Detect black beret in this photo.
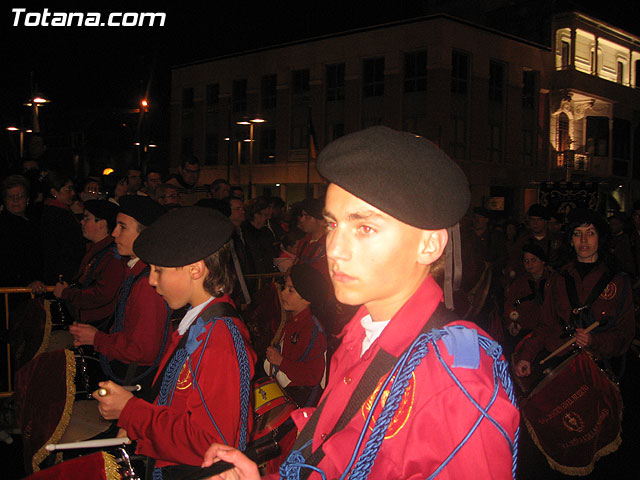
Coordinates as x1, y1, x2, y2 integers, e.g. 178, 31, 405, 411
133, 206, 234, 267
527, 203, 549, 220
316, 126, 470, 229
289, 263, 330, 306
118, 195, 167, 226
522, 243, 547, 263
301, 197, 324, 220
83, 200, 118, 226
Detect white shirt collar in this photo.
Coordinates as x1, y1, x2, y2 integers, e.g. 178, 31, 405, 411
127, 257, 140, 269
177, 297, 214, 335
360, 314, 391, 357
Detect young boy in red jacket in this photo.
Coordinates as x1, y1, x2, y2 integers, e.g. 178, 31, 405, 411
203, 127, 520, 480
94, 206, 256, 478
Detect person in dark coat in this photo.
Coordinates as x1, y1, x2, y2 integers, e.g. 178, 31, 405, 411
0, 175, 42, 287
39, 171, 85, 284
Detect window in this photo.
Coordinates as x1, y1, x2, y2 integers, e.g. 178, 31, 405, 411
232, 79, 247, 113
617, 61, 625, 84
292, 69, 310, 104
326, 63, 345, 101
404, 50, 427, 93
259, 128, 276, 163
206, 84, 219, 110
182, 88, 194, 109
489, 60, 506, 103
205, 134, 218, 165
558, 113, 570, 152
488, 124, 502, 163
561, 40, 570, 69
451, 114, 467, 160
261, 74, 277, 110
363, 57, 385, 97
181, 136, 193, 156
586, 116, 609, 157
522, 70, 537, 109
451, 51, 469, 95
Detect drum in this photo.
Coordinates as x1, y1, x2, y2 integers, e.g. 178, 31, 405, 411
520, 350, 623, 475
252, 377, 297, 441
24, 447, 139, 479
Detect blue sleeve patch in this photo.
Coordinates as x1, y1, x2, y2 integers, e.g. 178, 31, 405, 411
441, 326, 480, 369
185, 317, 209, 355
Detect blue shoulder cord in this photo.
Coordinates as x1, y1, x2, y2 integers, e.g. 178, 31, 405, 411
152, 314, 251, 480
279, 326, 519, 480
98, 269, 171, 384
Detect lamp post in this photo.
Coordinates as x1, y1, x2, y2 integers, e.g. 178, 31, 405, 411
6, 126, 33, 160
236, 116, 266, 199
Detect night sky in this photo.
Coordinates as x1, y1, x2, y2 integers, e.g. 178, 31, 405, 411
1, 1, 638, 155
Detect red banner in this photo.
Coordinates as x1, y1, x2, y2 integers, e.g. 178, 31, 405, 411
521, 351, 622, 475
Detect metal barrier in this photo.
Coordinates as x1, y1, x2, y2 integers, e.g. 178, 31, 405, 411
0, 272, 285, 398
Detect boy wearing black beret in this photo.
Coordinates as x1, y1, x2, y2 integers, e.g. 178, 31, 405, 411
53, 199, 125, 326
70, 195, 169, 386
265, 263, 328, 408
94, 206, 256, 476
203, 127, 519, 479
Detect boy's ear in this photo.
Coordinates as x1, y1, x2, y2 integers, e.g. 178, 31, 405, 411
417, 228, 449, 266
189, 260, 207, 280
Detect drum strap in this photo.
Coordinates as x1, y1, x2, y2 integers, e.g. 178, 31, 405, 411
296, 315, 325, 363
563, 268, 614, 330
148, 302, 252, 480
281, 304, 460, 480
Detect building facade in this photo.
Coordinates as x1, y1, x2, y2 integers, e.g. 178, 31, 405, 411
170, 12, 640, 216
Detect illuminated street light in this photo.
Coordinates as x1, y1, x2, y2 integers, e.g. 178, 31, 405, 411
236, 116, 267, 198
6, 125, 32, 158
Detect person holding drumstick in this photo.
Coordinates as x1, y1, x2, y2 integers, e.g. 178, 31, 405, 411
94, 206, 256, 478
201, 126, 520, 479
514, 208, 635, 378
265, 262, 329, 408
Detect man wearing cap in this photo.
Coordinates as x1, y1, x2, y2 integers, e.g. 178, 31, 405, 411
202, 126, 519, 479
53, 199, 125, 326
93, 206, 256, 476
507, 203, 564, 279
69, 195, 169, 385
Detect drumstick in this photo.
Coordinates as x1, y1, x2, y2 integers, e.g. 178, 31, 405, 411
539, 322, 599, 365
46, 437, 131, 451
97, 384, 142, 397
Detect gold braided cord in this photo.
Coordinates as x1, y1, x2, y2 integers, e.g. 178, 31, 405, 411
31, 349, 77, 472
34, 299, 54, 359
102, 451, 122, 480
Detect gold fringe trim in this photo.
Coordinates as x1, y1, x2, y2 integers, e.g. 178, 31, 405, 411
102, 451, 122, 480
31, 349, 77, 472
524, 405, 623, 477
34, 299, 54, 358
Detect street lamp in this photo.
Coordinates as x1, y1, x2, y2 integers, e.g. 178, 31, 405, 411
6, 126, 33, 159
24, 94, 50, 134
236, 116, 266, 198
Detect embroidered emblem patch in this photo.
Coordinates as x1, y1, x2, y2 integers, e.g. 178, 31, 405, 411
562, 411, 585, 432
176, 361, 192, 390
600, 282, 617, 300
361, 372, 415, 439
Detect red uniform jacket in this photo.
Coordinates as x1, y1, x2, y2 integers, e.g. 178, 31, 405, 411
93, 260, 167, 365
268, 308, 326, 387
60, 236, 125, 324
274, 276, 519, 479
518, 261, 635, 364
118, 296, 257, 468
